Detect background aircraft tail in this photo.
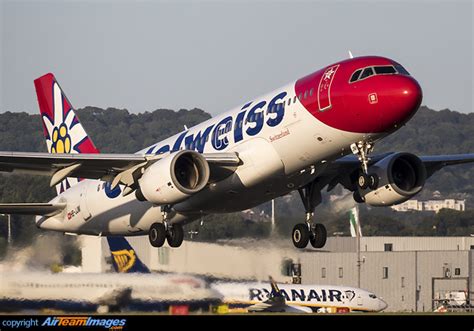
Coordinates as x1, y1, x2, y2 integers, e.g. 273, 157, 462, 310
107, 237, 151, 273
34, 73, 100, 194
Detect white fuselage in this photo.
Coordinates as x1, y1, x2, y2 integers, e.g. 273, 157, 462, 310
37, 81, 378, 235
0, 272, 221, 307
211, 282, 388, 312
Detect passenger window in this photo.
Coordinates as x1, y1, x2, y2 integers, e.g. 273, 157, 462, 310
304, 90, 308, 99
309, 88, 314, 96
293, 96, 297, 103
359, 67, 374, 80
374, 66, 396, 74
287, 98, 291, 106
298, 93, 303, 100
350, 69, 362, 82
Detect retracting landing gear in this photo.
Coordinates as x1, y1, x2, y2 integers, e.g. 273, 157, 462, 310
351, 141, 378, 190
292, 182, 327, 249
148, 205, 184, 248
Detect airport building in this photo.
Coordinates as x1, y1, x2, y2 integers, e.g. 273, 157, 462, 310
82, 236, 474, 312
390, 199, 466, 213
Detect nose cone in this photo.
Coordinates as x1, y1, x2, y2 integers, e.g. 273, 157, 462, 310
378, 298, 388, 311
381, 76, 423, 132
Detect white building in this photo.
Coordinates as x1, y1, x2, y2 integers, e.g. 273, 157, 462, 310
391, 199, 465, 213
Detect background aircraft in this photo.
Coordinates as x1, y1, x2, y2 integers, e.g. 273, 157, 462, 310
0, 56, 473, 250
212, 279, 387, 313
0, 237, 221, 313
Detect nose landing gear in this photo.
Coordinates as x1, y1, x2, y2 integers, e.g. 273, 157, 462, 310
291, 182, 327, 249
351, 141, 378, 190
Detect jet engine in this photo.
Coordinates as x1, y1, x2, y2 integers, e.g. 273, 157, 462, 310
356, 153, 426, 206
137, 150, 210, 205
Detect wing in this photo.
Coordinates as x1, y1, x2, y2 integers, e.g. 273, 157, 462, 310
0, 151, 241, 187
321, 152, 474, 192
0, 203, 66, 216
418, 154, 474, 177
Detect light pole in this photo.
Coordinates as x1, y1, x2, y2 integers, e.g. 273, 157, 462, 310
271, 199, 275, 234
1, 214, 11, 245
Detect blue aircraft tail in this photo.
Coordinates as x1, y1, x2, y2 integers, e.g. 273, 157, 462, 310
106, 237, 150, 273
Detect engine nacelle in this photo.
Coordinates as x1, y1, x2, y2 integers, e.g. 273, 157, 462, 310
358, 153, 426, 206
138, 150, 210, 205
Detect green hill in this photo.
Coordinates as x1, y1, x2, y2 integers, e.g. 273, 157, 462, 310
0, 105, 473, 256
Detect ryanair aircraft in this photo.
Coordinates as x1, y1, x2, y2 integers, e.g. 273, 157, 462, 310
212, 279, 387, 313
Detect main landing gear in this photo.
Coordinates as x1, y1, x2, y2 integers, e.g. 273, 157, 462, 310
292, 182, 327, 249
148, 205, 184, 248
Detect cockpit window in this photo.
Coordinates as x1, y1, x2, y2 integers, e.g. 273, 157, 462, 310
374, 66, 396, 74
349, 64, 407, 83
369, 294, 377, 299
394, 64, 410, 76
350, 69, 362, 82
359, 67, 374, 80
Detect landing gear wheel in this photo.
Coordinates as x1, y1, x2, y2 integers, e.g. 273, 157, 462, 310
368, 174, 378, 190
149, 223, 166, 247
358, 172, 369, 190
310, 223, 327, 248
292, 224, 310, 249
166, 224, 184, 248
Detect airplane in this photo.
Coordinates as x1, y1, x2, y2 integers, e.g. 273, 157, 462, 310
1, 55, 474, 249
0, 237, 222, 313
211, 277, 387, 313
245, 279, 314, 313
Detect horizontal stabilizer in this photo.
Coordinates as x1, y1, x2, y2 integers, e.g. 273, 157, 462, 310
0, 151, 241, 183
0, 203, 66, 216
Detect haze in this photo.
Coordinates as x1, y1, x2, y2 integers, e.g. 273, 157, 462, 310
0, 0, 472, 115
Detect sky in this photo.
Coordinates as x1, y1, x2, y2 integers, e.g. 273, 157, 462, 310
0, 0, 472, 116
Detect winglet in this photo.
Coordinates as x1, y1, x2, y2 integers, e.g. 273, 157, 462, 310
269, 276, 283, 298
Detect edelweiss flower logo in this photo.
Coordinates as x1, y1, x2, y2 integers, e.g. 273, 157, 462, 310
42, 82, 87, 154
51, 123, 71, 153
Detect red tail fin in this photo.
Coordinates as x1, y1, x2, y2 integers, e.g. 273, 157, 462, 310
34, 73, 99, 193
